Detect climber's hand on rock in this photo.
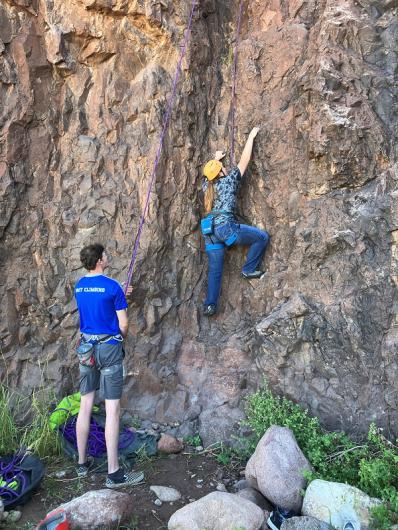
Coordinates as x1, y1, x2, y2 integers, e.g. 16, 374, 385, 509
214, 150, 226, 161
249, 127, 260, 139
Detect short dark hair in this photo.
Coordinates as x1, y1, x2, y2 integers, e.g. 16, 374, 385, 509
80, 244, 104, 271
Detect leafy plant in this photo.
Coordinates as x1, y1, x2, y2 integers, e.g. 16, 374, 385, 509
215, 443, 233, 466
184, 434, 202, 447
237, 384, 398, 529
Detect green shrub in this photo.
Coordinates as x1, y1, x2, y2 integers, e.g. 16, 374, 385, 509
239, 384, 398, 529
184, 434, 202, 447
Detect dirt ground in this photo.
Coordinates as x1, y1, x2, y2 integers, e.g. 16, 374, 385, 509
6, 450, 243, 530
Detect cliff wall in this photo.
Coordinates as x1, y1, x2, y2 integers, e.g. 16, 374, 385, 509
1, 0, 397, 443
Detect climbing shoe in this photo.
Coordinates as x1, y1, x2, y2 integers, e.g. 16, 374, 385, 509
241, 270, 265, 279
105, 469, 144, 489
343, 523, 356, 530
267, 507, 296, 530
75, 458, 94, 478
203, 304, 217, 316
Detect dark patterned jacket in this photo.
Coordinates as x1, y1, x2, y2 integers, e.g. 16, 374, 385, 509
202, 166, 242, 225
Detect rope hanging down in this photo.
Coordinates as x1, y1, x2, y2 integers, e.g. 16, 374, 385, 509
229, 0, 244, 166
124, 0, 198, 294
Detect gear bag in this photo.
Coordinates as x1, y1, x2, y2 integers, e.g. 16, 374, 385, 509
0, 452, 45, 510
59, 413, 158, 472
200, 215, 215, 236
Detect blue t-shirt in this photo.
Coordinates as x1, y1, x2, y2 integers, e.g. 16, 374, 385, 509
75, 274, 128, 335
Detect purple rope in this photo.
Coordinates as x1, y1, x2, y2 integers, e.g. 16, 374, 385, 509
0, 453, 28, 502
124, 0, 198, 293
61, 416, 135, 458
230, 0, 244, 167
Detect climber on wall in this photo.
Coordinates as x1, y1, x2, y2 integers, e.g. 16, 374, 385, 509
201, 127, 270, 316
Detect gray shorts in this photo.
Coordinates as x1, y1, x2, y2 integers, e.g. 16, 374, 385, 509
79, 341, 124, 400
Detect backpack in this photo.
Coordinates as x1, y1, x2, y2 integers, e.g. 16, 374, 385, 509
0, 452, 45, 509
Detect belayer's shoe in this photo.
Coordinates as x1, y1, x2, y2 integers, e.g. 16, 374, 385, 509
267, 507, 296, 530
75, 457, 94, 478
241, 270, 265, 279
203, 304, 217, 316
105, 469, 144, 489
343, 523, 356, 530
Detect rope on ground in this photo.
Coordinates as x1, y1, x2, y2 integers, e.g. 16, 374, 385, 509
124, 0, 198, 294
229, 0, 244, 167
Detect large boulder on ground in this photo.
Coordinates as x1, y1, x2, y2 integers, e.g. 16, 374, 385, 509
245, 426, 312, 512
302, 479, 382, 530
60, 489, 134, 529
168, 491, 264, 530
281, 516, 333, 530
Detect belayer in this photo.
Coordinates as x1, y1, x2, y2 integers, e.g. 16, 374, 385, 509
201, 127, 270, 316
74, 244, 144, 487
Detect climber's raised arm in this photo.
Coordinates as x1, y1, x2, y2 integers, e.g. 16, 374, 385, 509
237, 127, 260, 176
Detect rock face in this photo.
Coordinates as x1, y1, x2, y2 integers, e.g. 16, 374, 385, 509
302, 479, 382, 530
60, 489, 133, 529
1, 0, 397, 441
167, 491, 264, 530
245, 426, 312, 512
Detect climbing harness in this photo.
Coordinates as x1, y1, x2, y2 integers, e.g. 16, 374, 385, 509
201, 212, 238, 250
124, 0, 198, 294
229, 0, 244, 166
75, 334, 116, 367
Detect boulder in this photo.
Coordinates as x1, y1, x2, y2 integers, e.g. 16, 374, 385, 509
236, 487, 273, 511
0, 500, 3, 522
157, 433, 184, 454
150, 485, 182, 502
245, 426, 312, 512
302, 479, 382, 530
281, 516, 333, 530
168, 491, 264, 530
60, 489, 134, 529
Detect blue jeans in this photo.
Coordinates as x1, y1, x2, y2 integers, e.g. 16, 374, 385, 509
204, 222, 270, 307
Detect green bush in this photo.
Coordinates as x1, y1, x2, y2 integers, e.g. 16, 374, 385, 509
239, 385, 398, 529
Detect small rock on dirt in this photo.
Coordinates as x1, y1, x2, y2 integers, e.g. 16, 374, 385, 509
150, 485, 182, 502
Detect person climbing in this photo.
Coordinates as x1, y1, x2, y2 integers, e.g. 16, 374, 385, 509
201, 127, 270, 316
74, 243, 144, 488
